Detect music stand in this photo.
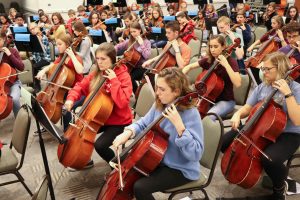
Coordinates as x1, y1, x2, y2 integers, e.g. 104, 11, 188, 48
204, 17, 218, 33
29, 15, 39, 23
89, 29, 107, 45
149, 27, 167, 41
112, 0, 127, 7
188, 10, 198, 18
10, 26, 29, 34
165, 0, 178, 2
14, 34, 45, 53
163, 16, 176, 25
193, 0, 208, 8
81, 18, 91, 27
136, 0, 150, 3
87, 0, 103, 5
21, 88, 66, 200
263, 0, 280, 4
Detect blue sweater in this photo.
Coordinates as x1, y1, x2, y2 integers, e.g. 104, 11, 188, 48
128, 104, 204, 180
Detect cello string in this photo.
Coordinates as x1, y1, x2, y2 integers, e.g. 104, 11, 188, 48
236, 128, 272, 161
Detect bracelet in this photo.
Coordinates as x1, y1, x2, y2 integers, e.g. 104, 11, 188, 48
284, 93, 294, 99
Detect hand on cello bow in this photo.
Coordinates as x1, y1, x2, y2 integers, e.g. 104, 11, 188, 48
221, 52, 300, 200
97, 67, 204, 200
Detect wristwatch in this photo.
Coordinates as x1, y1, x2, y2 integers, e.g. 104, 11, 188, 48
284, 93, 294, 99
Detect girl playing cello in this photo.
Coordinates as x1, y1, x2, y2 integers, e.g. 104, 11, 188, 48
112, 67, 204, 200
64, 43, 132, 165
221, 52, 300, 200
183, 35, 241, 119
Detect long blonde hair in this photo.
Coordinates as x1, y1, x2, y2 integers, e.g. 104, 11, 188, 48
89, 43, 117, 92
262, 52, 292, 85
155, 67, 196, 111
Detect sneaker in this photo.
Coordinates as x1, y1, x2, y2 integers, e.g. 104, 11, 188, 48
68, 160, 94, 172
271, 181, 287, 200
33, 128, 48, 136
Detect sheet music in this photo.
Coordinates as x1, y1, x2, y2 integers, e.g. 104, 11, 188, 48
21, 87, 32, 108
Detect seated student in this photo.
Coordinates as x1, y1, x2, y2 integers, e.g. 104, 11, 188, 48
221, 52, 300, 200
48, 12, 66, 41
176, 11, 196, 44
183, 35, 241, 119
278, 22, 300, 82
66, 9, 80, 36
72, 21, 93, 74
149, 7, 166, 48
179, 1, 188, 12
217, 16, 245, 73
35, 33, 84, 130
38, 11, 52, 29
64, 43, 132, 167
234, 11, 252, 57
0, 13, 12, 27
115, 12, 135, 43
111, 67, 204, 200
13, 12, 27, 27
28, 22, 51, 93
247, 15, 286, 84
205, 4, 218, 19
143, 21, 192, 70
0, 29, 24, 118
77, 5, 88, 19
167, 5, 176, 16
194, 9, 206, 30
115, 21, 151, 93
263, 2, 278, 31
88, 10, 106, 30
285, 6, 300, 24
8, 8, 17, 23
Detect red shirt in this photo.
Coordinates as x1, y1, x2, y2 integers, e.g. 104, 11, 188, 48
67, 64, 133, 125
180, 20, 196, 44
198, 57, 239, 102
53, 54, 84, 86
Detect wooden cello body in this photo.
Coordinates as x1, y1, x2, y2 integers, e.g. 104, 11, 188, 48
195, 38, 241, 118
0, 34, 17, 119
220, 66, 300, 188
36, 36, 82, 123
245, 30, 280, 68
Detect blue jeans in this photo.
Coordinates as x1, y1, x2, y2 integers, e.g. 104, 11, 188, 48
10, 79, 21, 118
150, 39, 167, 48
208, 100, 235, 120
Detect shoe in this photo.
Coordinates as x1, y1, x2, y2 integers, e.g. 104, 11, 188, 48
68, 160, 94, 172
271, 181, 288, 200
33, 128, 48, 136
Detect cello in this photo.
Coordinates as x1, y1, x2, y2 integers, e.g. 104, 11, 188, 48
0, 32, 17, 120
36, 35, 82, 124
97, 92, 199, 200
195, 38, 241, 118
245, 29, 280, 68
221, 65, 300, 188
57, 60, 125, 169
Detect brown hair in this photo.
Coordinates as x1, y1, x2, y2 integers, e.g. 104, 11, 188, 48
262, 52, 292, 85
90, 43, 117, 92
176, 11, 189, 20
55, 33, 75, 56
128, 21, 142, 45
73, 21, 89, 36
155, 67, 196, 111
52, 12, 65, 24
271, 15, 284, 28
206, 35, 226, 63
165, 21, 180, 32
283, 21, 300, 34
88, 10, 100, 24
77, 5, 85, 12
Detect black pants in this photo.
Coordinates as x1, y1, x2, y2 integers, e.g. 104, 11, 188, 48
221, 129, 300, 189
94, 124, 128, 163
32, 59, 50, 91
131, 67, 147, 93
134, 165, 191, 200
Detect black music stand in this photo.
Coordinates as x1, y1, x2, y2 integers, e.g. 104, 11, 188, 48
188, 10, 198, 18
22, 89, 66, 200
29, 15, 39, 23
87, 0, 103, 5
112, 0, 127, 7
89, 29, 107, 45
163, 16, 176, 24
263, 0, 280, 4
193, 0, 208, 8
13, 34, 45, 53
136, 0, 150, 3
204, 17, 218, 33
104, 18, 122, 43
81, 18, 91, 27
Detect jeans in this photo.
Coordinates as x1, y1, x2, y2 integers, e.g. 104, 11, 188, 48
208, 100, 235, 120
10, 79, 22, 118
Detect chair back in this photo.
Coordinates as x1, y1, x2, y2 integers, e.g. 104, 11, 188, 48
135, 83, 155, 118
18, 59, 33, 85
149, 48, 158, 60
49, 41, 55, 61
31, 175, 49, 200
254, 26, 267, 42
200, 113, 223, 169
194, 28, 203, 41
248, 31, 256, 46
11, 105, 31, 154
233, 73, 251, 105
188, 39, 201, 59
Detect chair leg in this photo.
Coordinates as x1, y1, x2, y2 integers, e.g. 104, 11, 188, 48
15, 171, 33, 196
200, 188, 209, 200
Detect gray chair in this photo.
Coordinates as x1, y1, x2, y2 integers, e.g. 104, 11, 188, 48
31, 175, 49, 200
222, 73, 252, 121
188, 39, 201, 60
149, 48, 159, 60
134, 82, 155, 119
164, 113, 224, 200
49, 41, 55, 62
19, 59, 34, 93
0, 105, 32, 196
187, 56, 203, 84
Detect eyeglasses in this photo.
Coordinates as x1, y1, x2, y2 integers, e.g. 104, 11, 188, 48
261, 66, 277, 73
